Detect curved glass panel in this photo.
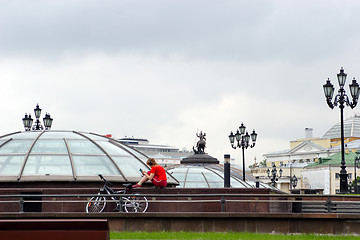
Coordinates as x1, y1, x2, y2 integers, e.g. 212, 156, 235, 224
0, 155, 24, 175
112, 156, 147, 177
244, 181, 256, 188
31, 140, 68, 154
82, 133, 108, 141
185, 181, 209, 188
22, 155, 72, 175
168, 168, 187, 187
202, 169, 224, 188
96, 141, 132, 156
208, 181, 224, 188
231, 180, 246, 188
72, 155, 120, 176
117, 143, 148, 162
186, 168, 206, 181
202, 170, 223, 182
0, 140, 34, 154
67, 140, 104, 154
40, 131, 78, 139
10, 131, 41, 139
168, 168, 187, 180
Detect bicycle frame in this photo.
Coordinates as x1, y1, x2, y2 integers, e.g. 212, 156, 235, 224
98, 176, 128, 212
86, 174, 148, 213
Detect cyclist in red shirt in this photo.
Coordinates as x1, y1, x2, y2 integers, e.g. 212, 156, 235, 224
132, 158, 167, 188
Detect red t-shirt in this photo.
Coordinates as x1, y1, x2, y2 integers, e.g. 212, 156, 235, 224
150, 165, 167, 181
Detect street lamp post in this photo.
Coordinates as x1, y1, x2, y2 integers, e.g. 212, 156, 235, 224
291, 175, 298, 189
229, 123, 257, 181
323, 68, 360, 194
267, 163, 282, 187
224, 154, 231, 188
22, 104, 53, 131
289, 162, 299, 190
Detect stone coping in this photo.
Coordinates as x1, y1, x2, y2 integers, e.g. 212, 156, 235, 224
1, 212, 360, 219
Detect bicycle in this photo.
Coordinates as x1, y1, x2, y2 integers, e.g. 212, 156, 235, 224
86, 174, 148, 213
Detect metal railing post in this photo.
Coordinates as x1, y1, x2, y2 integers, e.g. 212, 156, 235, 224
119, 197, 123, 212
220, 196, 225, 212
19, 196, 24, 213
326, 196, 333, 213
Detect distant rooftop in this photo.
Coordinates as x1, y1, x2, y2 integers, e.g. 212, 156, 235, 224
323, 115, 360, 139
307, 151, 358, 167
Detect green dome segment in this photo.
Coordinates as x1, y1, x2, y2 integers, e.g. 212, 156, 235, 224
0, 130, 177, 185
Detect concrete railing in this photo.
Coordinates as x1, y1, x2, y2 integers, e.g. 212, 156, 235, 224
0, 192, 360, 214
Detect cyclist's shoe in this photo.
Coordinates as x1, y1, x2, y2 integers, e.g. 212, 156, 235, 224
123, 183, 132, 189
132, 183, 142, 188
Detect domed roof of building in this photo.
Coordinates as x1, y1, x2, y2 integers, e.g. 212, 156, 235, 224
167, 154, 274, 189
323, 115, 360, 139
0, 130, 178, 184
167, 163, 273, 188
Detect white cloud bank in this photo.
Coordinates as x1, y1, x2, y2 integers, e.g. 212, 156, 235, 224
1, 1, 360, 167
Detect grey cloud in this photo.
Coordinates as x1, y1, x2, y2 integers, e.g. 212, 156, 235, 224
0, 0, 357, 65
0, 1, 277, 60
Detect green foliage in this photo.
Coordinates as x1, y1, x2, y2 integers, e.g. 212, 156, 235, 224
259, 158, 267, 167
110, 231, 360, 240
350, 176, 360, 186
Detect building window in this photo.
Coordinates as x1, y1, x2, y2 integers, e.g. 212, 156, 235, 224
335, 189, 340, 194
348, 173, 352, 179
335, 173, 340, 179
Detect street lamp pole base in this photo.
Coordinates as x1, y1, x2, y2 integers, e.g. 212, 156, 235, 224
339, 173, 349, 194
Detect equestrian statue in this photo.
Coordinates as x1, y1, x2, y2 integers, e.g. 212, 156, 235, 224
193, 131, 206, 154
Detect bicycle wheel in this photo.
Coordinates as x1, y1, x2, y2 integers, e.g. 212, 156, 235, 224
86, 195, 106, 213
123, 194, 148, 213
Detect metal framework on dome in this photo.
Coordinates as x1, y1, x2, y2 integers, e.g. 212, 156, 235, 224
167, 163, 273, 189
0, 130, 179, 185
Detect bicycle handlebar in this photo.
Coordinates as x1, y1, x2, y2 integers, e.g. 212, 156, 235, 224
98, 175, 131, 191
98, 174, 112, 186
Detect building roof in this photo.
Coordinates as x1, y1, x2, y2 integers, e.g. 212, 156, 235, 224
323, 115, 360, 139
264, 116, 360, 158
0, 130, 178, 184
264, 140, 327, 157
307, 151, 358, 167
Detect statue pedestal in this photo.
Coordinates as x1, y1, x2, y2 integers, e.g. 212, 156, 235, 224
181, 154, 219, 164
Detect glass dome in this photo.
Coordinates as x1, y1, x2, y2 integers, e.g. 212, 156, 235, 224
323, 115, 360, 139
0, 130, 178, 184
167, 163, 272, 189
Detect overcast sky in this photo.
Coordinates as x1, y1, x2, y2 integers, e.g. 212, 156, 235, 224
1, 0, 360, 167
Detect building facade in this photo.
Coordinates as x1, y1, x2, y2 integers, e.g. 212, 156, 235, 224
251, 116, 360, 194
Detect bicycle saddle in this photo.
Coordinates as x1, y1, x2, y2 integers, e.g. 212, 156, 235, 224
123, 183, 132, 188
